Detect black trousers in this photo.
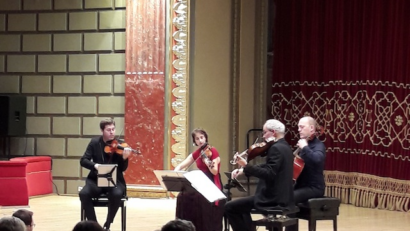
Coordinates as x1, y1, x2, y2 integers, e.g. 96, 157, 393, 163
285, 186, 324, 231
79, 178, 126, 226
224, 196, 255, 231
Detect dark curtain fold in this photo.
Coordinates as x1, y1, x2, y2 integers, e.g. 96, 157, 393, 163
271, 0, 410, 211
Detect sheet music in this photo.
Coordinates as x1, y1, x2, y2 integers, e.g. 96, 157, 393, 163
154, 170, 186, 190
183, 170, 227, 203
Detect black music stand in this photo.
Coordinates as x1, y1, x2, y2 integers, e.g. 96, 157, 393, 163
224, 171, 247, 195
97, 164, 118, 187
223, 171, 247, 231
161, 176, 196, 193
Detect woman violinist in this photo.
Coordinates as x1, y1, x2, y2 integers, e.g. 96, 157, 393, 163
174, 128, 225, 231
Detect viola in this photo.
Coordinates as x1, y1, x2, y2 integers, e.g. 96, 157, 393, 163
230, 137, 276, 165
104, 139, 141, 155
293, 125, 324, 181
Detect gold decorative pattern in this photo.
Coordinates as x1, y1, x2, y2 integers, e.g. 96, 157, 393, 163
168, 0, 189, 168
272, 89, 410, 152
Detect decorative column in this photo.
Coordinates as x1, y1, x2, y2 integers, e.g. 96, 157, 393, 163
124, 0, 190, 197
124, 0, 166, 187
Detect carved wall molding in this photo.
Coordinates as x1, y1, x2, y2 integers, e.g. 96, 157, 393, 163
168, 0, 190, 168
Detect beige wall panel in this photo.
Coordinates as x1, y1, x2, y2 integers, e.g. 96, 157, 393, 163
67, 138, 90, 157
82, 116, 124, 137
238, 1, 257, 150
67, 180, 86, 194
26, 117, 50, 135
53, 117, 81, 135
8, 55, 36, 73
84, 32, 113, 51
113, 116, 125, 135
115, 0, 126, 8
38, 55, 67, 72
69, 54, 97, 72
54, 0, 82, 10
0, 0, 21, 11
190, 0, 232, 175
8, 14, 36, 31
22, 75, 51, 93
68, 97, 97, 114
98, 96, 125, 114
0, 14, 4, 31
114, 32, 125, 50
85, 0, 112, 9
53, 75, 82, 93
10, 137, 35, 156
81, 168, 90, 178
37, 96, 66, 114
69, 12, 97, 30
83, 117, 104, 135
83, 75, 112, 93
114, 74, 125, 93
23, 34, 51, 52
99, 10, 125, 29
37, 138, 65, 156
0, 75, 19, 93
0, 35, 20, 52
0, 55, 3, 72
27, 96, 35, 114
23, 0, 52, 10
39, 13, 67, 31
54, 34, 82, 51
52, 159, 80, 177
52, 179, 65, 194
99, 53, 125, 72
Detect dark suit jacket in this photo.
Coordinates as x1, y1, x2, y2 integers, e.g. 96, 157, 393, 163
80, 136, 129, 185
295, 136, 326, 191
243, 138, 295, 211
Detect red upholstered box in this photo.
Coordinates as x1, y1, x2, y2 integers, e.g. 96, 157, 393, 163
0, 161, 29, 206
10, 156, 53, 197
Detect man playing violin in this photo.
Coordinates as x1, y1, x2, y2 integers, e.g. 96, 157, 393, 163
225, 119, 295, 231
79, 118, 131, 231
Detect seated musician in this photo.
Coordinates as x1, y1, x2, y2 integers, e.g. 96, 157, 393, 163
174, 128, 225, 231
79, 118, 131, 231
286, 116, 326, 231
225, 119, 295, 231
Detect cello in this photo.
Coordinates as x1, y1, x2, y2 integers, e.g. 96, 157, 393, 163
293, 125, 324, 181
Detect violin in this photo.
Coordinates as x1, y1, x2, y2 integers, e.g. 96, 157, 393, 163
199, 143, 214, 168
230, 137, 276, 165
104, 139, 141, 155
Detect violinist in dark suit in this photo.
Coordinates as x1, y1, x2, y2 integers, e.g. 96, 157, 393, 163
225, 119, 295, 231
79, 118, 131, 231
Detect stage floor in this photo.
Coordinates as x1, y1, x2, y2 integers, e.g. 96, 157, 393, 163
1, 195, 410, 231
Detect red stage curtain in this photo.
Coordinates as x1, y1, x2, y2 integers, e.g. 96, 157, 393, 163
271, 0, 410, 211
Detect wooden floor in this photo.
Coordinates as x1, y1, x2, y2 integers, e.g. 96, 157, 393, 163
1, 195, 410, 231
